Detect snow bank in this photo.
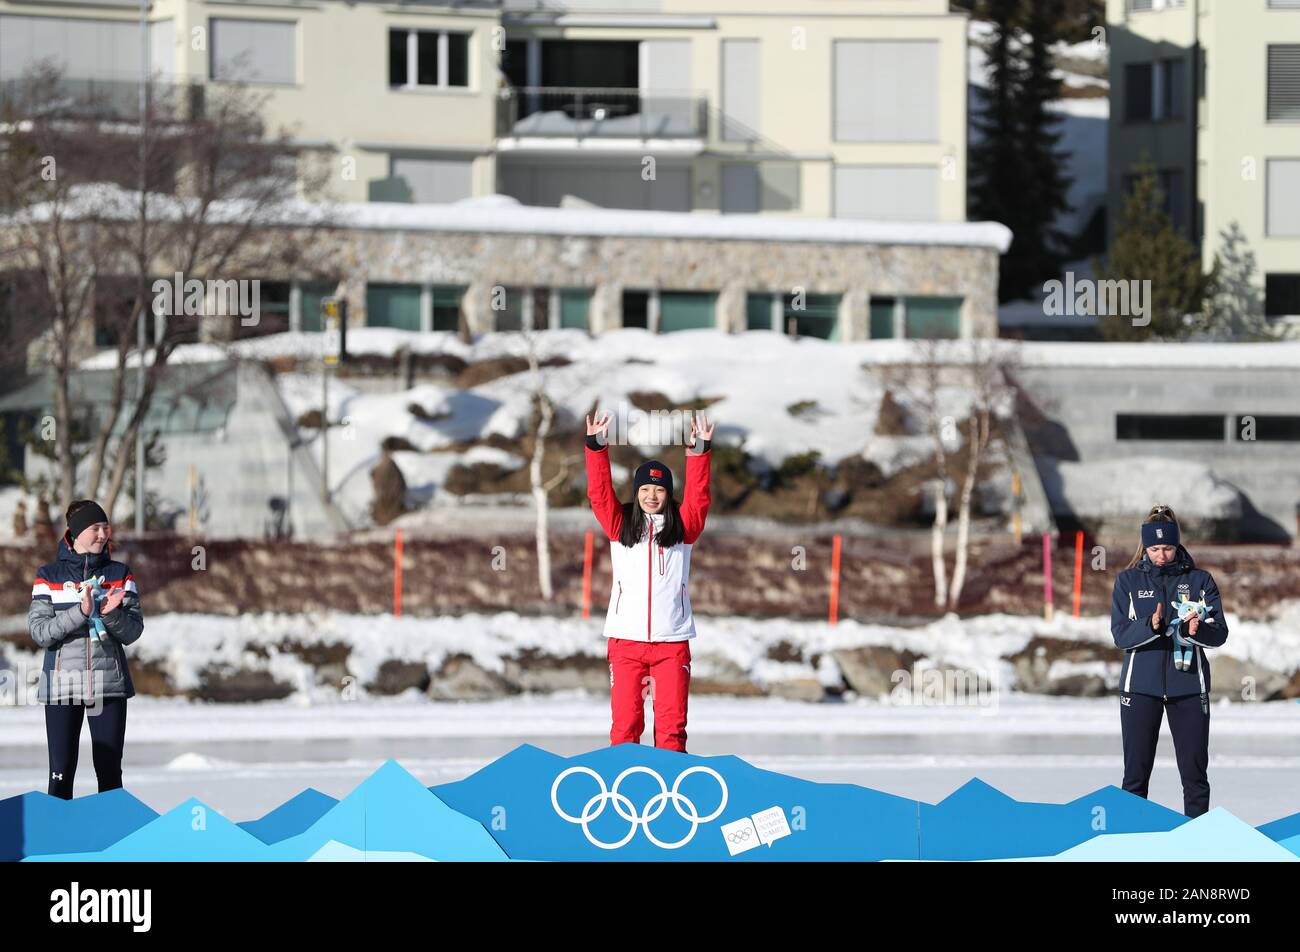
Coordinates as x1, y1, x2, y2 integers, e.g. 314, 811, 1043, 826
4, 606, 1293, 706
1039, 457, 1246, 521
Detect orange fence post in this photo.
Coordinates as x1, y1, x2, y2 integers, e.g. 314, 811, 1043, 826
1072, 530, 1084, 618
829, 534, 842, 626
393, 528, 403, 618
582, 529, 594, 620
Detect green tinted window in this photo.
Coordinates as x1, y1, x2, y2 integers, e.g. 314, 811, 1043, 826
659, 292, 716, 332
367, 284, 422, 331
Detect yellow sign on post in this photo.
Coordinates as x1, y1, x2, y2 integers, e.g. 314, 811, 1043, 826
321, 297, 343, 366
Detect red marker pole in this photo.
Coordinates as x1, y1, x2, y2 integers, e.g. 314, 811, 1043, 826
581, 529, 594, 620
393, 528, 404, 618
1042, 532, 1054, 621
829, 534, 842, 626
1072, 530, 1084, 618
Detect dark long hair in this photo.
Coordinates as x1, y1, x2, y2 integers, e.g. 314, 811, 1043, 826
1124, 504, 1180, 570
617, 495, 685, 549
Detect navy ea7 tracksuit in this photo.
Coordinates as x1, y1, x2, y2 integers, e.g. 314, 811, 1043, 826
1110, 545, 1228, 817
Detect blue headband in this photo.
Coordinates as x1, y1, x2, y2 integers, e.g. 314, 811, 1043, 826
1141, 520, 1179, 547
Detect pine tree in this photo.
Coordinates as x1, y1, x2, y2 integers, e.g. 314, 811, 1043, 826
1196, 222, 1274, 341
968, 1, 1074, 302
1014, 2, 1073, 289
968, 0, 1026, 299
1096, 159, 1214, 341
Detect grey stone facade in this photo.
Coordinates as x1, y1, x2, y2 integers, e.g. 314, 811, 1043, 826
307, 226, 1003, 340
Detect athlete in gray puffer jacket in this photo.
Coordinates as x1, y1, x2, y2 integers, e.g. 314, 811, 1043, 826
28, 500, 143, 798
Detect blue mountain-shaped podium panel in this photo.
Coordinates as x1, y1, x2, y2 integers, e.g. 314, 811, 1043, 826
24, 796, 272, 861
430, 743, 921, 861
238, 789, 339, 844
12, 748, 1300, 861
917, 778, 1188, 860
307, 840, 435, 862
257, 760, 506, 861
1027, 810, 1300, 862
0, 788, 158, 861
1257, 809, 1300, 844
24, 761, 506, 862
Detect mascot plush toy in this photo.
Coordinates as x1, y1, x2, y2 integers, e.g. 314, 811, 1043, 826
79, 575, 110, 644
1167, 595, 1213, 672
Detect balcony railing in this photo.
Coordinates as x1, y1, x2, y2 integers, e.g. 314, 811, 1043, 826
496, 86, 708, 140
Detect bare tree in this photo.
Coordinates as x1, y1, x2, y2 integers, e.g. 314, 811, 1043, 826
0, 66, 333, 519
884, 338, 1019, 611
521, 307, 585, 601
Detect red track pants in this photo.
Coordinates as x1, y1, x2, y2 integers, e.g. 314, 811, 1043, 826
607, 637, 691, 752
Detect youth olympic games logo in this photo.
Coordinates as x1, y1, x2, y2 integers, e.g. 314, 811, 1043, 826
550, 765, 728, 850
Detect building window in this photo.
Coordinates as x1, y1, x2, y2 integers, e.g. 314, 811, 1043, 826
210, 18, 296, 85
1267, 46, 1300, 122
366, 283, 422, 331
1116, 414, 1224, 441
904, 297, 962, 339
557, 289, 591, 331
1124, 61, 1184, 121
834, 165, 938, 221
1130, 0, 1188, 11
721, 39, 760, 142
622, 291, 650, 329
231, 280, 291, 339
1158, 59, 1185, 119
431, 287, 462, 332
745, 293, 775, 331
870, 297, 898, 339
1265, 274, 1300, 318
298, 282, 337, 332
659, 292, 717, 333
389, 29, 470, 89
390, 154, 473, 204
721, 164, 760, 214
1125, 64, 1153, 121
1266, 160, 1300, 237
783, 293, 840, 340
833, 40, 938, 143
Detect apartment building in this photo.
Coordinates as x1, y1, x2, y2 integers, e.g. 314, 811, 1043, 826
1, 1, 1003, 341
1106, 0, 1300, 325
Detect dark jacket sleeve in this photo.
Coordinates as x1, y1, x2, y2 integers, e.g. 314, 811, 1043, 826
1111, 572, 1163, 650
1183, 571, 1228, 648
102, 567, 144, 646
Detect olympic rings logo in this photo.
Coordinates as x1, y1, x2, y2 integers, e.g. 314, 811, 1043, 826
550, 765, 729, 850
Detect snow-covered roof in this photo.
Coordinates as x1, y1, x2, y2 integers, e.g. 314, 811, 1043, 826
7, 184, 1012, 253
338, 195, 1014, 252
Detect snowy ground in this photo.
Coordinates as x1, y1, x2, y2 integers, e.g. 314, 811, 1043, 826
0, 694, 1297, 825
6, 607, 1299, 702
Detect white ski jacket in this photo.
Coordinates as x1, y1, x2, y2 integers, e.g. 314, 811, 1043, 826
585, 444, 711, 642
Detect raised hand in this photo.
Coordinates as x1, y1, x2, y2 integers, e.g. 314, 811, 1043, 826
689, 412, 715, 450
1151, 601, 1164, 632
585, 410, 612, 439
